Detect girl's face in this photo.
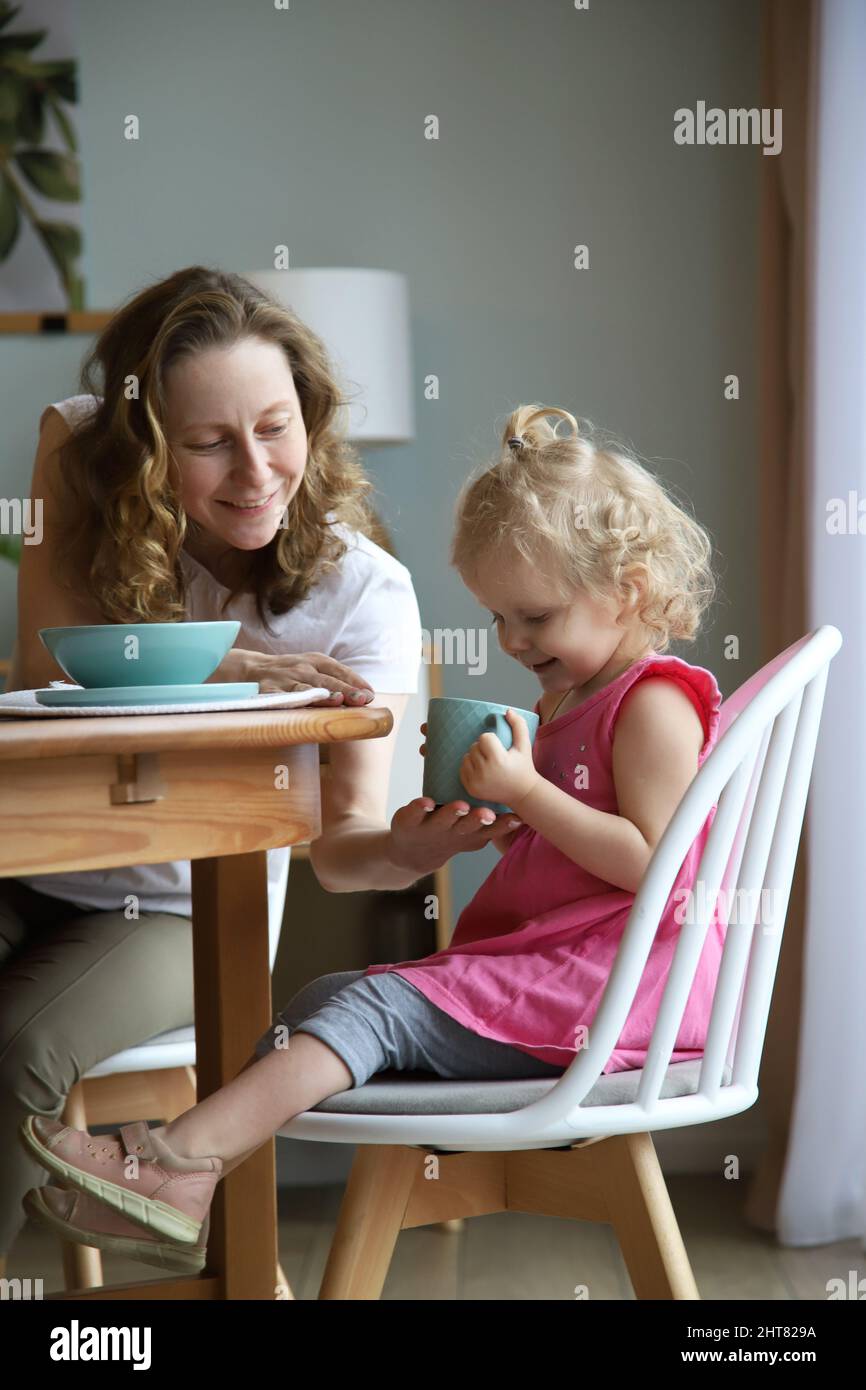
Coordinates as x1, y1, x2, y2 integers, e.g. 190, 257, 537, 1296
163, 337, 308, 573
464, 548, 642, 693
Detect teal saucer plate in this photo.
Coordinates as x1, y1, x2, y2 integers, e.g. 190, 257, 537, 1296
35, 682, 260, 707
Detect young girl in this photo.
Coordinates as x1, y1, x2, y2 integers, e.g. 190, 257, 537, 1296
19, 404, 725, 1273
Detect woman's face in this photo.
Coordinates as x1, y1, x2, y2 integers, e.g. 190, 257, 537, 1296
163, 337, 308, 565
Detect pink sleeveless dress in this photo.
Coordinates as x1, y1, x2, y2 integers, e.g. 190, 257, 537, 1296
364, 652, 725, 1074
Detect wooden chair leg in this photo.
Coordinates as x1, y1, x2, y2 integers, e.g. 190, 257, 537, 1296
159, 1065, 198, 1120
55, 1067, 200, 1293
598, 1132, 700, 1299
319, 1145, 423, 1299
275, 1259, 293, 1299
59, 1081, 103, 1291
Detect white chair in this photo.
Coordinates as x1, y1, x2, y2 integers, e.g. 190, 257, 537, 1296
274, 625, 843, 1300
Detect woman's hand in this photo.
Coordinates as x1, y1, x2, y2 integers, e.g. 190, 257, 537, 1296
488, 819, 525, 855
251, 651, 376, 703
388, 797, 521, 875
387, 721, 522, 876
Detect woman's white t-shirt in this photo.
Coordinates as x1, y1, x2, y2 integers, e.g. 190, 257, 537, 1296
18, 395, 423, 922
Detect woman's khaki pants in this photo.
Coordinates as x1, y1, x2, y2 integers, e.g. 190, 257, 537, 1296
0, 876, 195, 1258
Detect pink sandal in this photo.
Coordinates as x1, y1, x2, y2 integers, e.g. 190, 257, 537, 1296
19, 1116, 221, 1246
23, 1184, 210, 1275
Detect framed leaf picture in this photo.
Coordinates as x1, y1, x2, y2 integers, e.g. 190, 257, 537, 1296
0, 0, 82, 312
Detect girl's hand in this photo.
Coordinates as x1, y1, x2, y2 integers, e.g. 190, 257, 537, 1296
253, 651, 375, 703
459, 709, 539, 808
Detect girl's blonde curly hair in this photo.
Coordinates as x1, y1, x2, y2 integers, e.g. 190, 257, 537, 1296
451, 404, 717, 654
51, 265, 386, 633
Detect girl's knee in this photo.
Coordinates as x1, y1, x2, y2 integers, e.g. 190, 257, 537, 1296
277, 969, 366, 1028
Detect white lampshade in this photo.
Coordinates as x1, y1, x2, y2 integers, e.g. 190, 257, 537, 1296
242, 268, 414, 445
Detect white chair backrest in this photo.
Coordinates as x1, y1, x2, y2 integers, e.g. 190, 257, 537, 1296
526, 626, 842, 1120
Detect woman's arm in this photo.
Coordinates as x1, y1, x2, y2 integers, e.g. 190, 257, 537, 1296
308, 693, 517, 892
463, 680, 706, 895
308, 693, 417, 891
7, 408, 107, 693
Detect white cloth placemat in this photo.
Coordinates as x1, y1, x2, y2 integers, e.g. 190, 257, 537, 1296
0, 684, 335, 718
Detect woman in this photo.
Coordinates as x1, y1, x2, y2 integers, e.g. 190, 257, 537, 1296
0, 265, 510, 1268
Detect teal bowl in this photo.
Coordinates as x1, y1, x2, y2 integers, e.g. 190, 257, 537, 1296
39, 621, 241, 688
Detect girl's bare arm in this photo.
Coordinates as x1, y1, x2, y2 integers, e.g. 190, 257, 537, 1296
509, 679, 706, 894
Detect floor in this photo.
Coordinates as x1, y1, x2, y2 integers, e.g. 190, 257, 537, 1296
6, 1174, 864, 1299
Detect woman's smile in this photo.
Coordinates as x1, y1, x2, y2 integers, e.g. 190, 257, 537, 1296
216, 487, 282, 516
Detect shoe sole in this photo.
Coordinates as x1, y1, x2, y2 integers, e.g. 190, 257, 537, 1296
19, 1116, 202, 1245
22, 1188, 205, 1275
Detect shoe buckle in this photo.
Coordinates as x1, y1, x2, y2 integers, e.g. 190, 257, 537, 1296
118, 1120, 157, 1162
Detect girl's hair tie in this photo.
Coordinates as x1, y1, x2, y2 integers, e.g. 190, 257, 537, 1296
507, 435, 525, 452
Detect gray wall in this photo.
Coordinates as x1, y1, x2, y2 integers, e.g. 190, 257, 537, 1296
1, 0, 762, 1177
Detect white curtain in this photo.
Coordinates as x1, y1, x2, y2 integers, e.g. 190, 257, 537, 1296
778, 0, 866, 1246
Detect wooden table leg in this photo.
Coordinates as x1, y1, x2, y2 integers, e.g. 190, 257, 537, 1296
191, 852, 283, 1300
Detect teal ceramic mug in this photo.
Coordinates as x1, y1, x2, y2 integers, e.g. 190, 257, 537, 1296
422, 696, 541, 815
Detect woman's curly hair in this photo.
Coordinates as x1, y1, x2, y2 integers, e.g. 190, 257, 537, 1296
50, 265, 386, 632
450, 404, 717, 654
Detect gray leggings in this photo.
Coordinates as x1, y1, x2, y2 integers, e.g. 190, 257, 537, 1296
254, 969, 566, 1090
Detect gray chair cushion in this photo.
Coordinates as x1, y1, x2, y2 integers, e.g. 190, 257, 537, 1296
312, 1057, 732, 1116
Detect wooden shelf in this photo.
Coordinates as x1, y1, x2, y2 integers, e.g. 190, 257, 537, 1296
0, 312, 114, 335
